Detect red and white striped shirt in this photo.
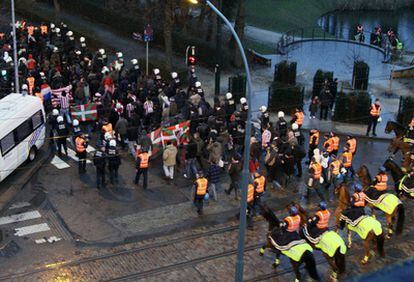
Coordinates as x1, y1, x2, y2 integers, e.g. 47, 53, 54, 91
59, 94, 70, 109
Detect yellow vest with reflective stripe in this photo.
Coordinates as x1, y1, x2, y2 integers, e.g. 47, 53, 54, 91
373, 194, 401, 215
347, 216, 382, 239
316, 231, 347, 257
281, 243, 313, 262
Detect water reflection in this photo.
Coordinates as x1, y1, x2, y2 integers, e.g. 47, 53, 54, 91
318, 10, 414, 51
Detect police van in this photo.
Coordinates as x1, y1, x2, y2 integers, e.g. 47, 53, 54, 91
0, 94, 46, 182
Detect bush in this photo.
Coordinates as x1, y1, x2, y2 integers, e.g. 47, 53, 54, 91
312, 69, 333, 97
228, 75, 247, 102
352, 61, 369, 90
333, 91, 371, 124
398, 96, 414, 125
268, 82, 304, 114
274, 61, 297, 85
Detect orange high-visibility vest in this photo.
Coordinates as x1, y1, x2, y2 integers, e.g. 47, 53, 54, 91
342, 152, 353, 168
375, 174, 388, 191
330, 160, 341, 175
27, 76, 35, 94
75, 136, 86, 153
254, 175, 265, 194
138, 152, 149, 168
370, 104, 381, 117
324, 138, 334, 153
196, 178, 208, 196
27, 25, 35, 36
247, 184, 255, 203
311, 163, 322, 180
295, 111, 304, 126
332, 136, 340, 150
353, 192, 366, 207
285, 215, 301, 232
309, 130, 319, 146
346, 138, 357, 154
316, 209, 331, 229
40, 25, 48, 35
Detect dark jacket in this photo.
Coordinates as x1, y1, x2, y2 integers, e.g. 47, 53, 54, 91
93, 150, 106, 170
207, 164, 221, 184
228, 161, 242, 181
186, 141, 198, 159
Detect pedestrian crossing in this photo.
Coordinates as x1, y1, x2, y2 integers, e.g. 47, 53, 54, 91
0, 202, 63, 244
50, 142, 95, 170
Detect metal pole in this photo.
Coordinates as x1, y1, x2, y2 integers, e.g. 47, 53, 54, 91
214, 0, 222, 96
11, 0, 19, 93
146, 41, 149, 76
205, 1, 253, 281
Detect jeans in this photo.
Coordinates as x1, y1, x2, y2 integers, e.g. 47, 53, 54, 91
185, 158, 198, 178
163, 165, 175, 179
60, 108, 72, 124
367, 117, 378, 135
135, 168, 148, 189
209, 182, 220, 201
77, 151, 87, 173
227, 180, 239, 197
320, 105, 329, 120
194, 197, 204, 214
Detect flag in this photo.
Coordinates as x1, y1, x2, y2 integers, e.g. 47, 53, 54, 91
40, 84, 52, 101
148, 121, 190, 157
51, 85, 73, 107
70, 103, 98, 122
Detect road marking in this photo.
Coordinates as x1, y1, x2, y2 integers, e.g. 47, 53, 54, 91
67, 148, 92, 163
8, 202, 31, 210
50, 155, 70, 169
14, 223, 50, 236
0, 210, 41, 226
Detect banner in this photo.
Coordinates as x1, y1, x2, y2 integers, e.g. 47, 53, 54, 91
51, 85, 73, 107
70, 103, 98, 122
148, 121, 190, 156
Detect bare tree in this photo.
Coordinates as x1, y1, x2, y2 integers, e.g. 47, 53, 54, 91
163, 0, 174, 69
53, 0, 61, 21
229, 0, 245, 67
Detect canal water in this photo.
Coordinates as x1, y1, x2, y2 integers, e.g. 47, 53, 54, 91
318, 9, 414, 51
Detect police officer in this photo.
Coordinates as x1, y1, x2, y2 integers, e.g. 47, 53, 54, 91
247, 183, 255, 229
107, 140, 121, 185
291, 123, 304, 146
259, 106, 269, 131
281, 206, 301, 233
48, 109, 60, 153
135, 149, 150, 189
75, 133, 88, 174
224, 92, 236, 118
72, 119, 82, 139
193, 171, 209, 215
56, 116, 69, 156
253, 172, 266, 207
276, 111, 288, 138
308, 201, 331, 237
93, 145, 107, 189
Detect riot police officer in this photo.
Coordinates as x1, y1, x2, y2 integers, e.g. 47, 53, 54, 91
107, 140, 121, 185
93, 145, 107, 189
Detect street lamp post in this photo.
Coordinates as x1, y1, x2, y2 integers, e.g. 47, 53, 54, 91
11, 0, 19, 93
188, 1, 253, 281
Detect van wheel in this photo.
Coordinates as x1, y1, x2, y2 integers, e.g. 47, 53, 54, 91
28, 146, 37, 162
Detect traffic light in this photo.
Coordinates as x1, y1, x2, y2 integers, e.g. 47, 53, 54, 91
186, 46, 196, 66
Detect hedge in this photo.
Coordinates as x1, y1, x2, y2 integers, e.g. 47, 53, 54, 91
268, 82, 304, 114
312, 69, 333, 98
274, 60, 296, 85
333, 91, 371, 124
228, 75, 246, 102
352, 61, 369, 90
397, 96, 414, 125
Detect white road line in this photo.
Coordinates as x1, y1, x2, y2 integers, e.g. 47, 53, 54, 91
8, 202, 31, 210
14, 223, 50, 236
0, 211, 41, 226
50, 155, 71, 169
67, 148, 92, 163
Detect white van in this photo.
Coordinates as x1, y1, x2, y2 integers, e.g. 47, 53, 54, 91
0, 94, 46, 182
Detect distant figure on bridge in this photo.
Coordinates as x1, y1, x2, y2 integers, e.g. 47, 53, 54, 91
355, 24, 365, 43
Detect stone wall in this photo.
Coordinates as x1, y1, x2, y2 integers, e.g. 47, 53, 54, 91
334, 0, 414, 10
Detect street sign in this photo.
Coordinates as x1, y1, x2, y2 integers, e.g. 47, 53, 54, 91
132, 32, 143, 41
144, 24, 153, 42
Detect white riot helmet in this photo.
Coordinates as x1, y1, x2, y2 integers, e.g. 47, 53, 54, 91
80, 37, 86, 43
75, 50, 81, 56
240, 97, 247, 104
226, 92, 233, 100
50, 23, 55, 29
260, 106, 267, 113
99, 48, 105, 55
73, 119, 79, 126
55, 27, 61, 34
21, 84, 28, 91
53, 47, 59, 53
278, 111, 285, 118
101, 66, 109, 74
195, 81, 201, 88
153, 68, 160, 75
57, 116, 64, 123
291, 123, 299, 130
66, 31, 73, 37
116, 52, 123, 58
104, 132, 112, 141
109, 140, 116, 147
131, 58, 138, 65
52, 109, 59, 116
171, 72, 178, 79
1, 70, 6, 76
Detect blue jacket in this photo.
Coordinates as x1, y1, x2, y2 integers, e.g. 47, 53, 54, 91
206, 164, 221, 184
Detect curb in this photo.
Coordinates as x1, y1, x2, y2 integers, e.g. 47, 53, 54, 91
0, 149, 50, 213
301, 126, 392, 142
